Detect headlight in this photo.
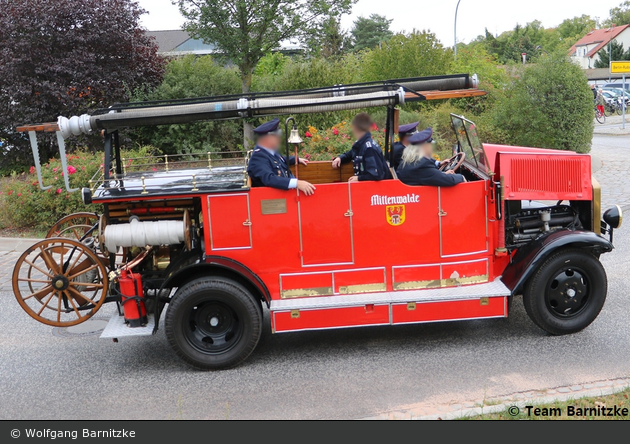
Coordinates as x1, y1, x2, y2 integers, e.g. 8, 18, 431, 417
603, 205, 623, 229
81, 187, 92, 205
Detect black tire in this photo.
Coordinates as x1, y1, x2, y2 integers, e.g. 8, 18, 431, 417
523, 249, 607, 335
165, 277, 262, 370
596, 111, 606, 124
604, 104, 613, 117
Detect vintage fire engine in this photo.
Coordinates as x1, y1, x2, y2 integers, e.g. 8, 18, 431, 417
13, 74, 622, 370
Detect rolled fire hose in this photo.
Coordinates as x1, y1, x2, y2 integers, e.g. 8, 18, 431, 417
103, 217, 185, 253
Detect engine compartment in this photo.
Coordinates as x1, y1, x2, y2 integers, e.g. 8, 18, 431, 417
504, 201, 582, 248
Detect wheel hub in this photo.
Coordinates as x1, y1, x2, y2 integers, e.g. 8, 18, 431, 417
547, 269, 588, 317
185, 301, 242, 355
51, 275, 69, 291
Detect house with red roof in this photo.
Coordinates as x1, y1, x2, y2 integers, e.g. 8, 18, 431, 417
569, 25, 630, 69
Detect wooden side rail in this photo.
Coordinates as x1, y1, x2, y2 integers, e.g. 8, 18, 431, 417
16, 122, 59, 133
289, 161, 354, 184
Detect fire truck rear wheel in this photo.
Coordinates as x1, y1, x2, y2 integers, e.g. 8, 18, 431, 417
523, 249, 607, 335
165, 277, 262, 370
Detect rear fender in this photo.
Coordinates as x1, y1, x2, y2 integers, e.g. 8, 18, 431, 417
162, 253, 270, 306
501, 230, 613, 294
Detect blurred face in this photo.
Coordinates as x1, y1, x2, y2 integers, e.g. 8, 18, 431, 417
351, 124, 364, 140
421, 141, 434, 157
258, 134, 281, 151
401, 134, 411, 146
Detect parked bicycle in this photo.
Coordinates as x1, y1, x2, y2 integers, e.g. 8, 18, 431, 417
595, 105, 606, 124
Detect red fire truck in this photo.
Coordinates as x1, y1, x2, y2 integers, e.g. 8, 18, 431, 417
12, 74, 622, 369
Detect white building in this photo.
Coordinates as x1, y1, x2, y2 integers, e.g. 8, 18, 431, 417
569, 25, 630, 69
146, 30, 303, 57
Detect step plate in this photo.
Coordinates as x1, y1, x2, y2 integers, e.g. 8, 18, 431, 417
100, 313, 155, 339
270, 278, 511, 311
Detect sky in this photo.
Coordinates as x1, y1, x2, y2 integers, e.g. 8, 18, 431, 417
137, 0, 624, 46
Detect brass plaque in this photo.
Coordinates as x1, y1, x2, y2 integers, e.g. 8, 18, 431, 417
261, 199, 287, 215
394, 280, 441, 291
339, 283, 387, 294
280, 287, 334, 299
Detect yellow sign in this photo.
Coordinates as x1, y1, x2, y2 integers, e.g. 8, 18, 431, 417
386, 205, 406, 226
611, 61, 630, 74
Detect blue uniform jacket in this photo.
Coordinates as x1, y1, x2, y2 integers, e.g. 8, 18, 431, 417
396, 156, 465, 187
338, 132, 391, 181
391, 142, 405, 170
247, 146, 296, 190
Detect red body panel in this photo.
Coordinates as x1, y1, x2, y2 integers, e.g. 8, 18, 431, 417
273, 304, 390, 332
391, 297, 506, 324
201, 180, 495, 301
94, 147, 594, 333
497, 153, 592, 201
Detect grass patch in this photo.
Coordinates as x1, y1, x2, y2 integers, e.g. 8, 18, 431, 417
463, 387, 630, 420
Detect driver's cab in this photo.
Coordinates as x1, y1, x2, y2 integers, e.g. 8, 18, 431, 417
449, 114, 494, 183
288, 114, 492, 187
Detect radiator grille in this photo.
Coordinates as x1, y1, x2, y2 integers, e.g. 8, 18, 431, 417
510, 158, 583, 195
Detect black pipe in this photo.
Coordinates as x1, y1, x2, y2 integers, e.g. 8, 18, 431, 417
516, 216, 575, 230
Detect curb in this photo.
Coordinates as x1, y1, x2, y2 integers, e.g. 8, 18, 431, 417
0, 238, 42, 253
361, 377, 630, 420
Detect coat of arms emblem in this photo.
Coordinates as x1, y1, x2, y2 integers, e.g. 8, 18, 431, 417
386, 205, 405, 226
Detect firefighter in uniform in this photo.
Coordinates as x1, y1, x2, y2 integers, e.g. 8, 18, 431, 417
247, 118, 316, 195
391, 121, 418, 170
396, 128, 466, 187
331, 113, 391, 182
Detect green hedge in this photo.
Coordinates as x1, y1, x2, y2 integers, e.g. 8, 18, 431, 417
0, 147, 155, 232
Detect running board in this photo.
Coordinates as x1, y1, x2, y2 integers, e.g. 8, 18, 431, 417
100, 313, 155, 339
270, 279, 511, 333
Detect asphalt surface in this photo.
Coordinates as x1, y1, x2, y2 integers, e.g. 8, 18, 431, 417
1, 135, 630, 420
0, 224, 629, 420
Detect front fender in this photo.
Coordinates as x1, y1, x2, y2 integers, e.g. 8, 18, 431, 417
501, 230, 613, 294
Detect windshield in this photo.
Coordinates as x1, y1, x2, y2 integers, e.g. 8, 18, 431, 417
450, 114, 490, 175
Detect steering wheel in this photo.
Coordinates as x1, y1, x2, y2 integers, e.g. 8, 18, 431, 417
439, 152, 466, 172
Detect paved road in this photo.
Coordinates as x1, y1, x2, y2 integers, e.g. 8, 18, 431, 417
1, 135, 630, 420
593, 134, 630, 210
1, 226, 630, 420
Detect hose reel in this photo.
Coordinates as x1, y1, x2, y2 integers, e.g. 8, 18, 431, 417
99, 210, 192, 255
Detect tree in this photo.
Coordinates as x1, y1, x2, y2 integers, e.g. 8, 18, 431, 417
306, 16, 350, 58
360, 31, 453, 81
0, 0, 164, 166
604, 1, 630, 27
350, 14, 393, 52
492, 54, 593, 153
132, 55, 242, 155
174, 0, 355, 146
594, 40, 630, 68
558, 15, 598, 41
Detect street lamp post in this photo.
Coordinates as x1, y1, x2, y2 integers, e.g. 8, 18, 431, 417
454, 0, 462, 57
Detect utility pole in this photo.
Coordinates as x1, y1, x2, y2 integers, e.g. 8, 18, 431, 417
454, 0, 462, 57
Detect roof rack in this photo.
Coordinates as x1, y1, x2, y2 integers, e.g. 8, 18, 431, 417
15, 73, 486, 194
17, 73, 484, 136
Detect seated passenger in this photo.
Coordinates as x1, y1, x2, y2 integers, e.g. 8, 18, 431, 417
396, 128, 466, 187
391, 121, 418, 170
332, 113, 391, 182
247, 118, 316, 195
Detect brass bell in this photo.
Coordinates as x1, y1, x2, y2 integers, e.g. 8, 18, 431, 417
287, 125, 303, 144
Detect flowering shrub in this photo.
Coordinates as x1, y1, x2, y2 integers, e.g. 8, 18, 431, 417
0, 146, 157, 232
299, 121, 388, 161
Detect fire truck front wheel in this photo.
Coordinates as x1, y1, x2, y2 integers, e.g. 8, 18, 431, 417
165, 277, 262, 370
523, 249, 607, 335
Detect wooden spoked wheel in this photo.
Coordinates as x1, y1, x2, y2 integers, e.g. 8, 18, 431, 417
46, 212, 99, 241
12, 238, 109, 327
